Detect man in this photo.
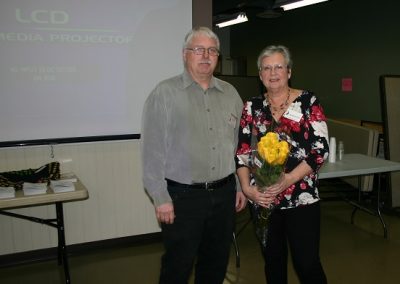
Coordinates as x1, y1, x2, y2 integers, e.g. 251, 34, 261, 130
141, 26, 247, 284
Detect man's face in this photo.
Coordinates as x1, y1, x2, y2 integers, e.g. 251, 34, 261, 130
183, 34, 219, 80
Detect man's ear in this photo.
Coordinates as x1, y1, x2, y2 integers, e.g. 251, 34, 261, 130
182, 50, 187, 63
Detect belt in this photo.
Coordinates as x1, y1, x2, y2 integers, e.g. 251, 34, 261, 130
166, 174, 233, 191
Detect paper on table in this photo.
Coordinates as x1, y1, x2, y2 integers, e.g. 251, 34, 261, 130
23, 182, 48, 196
0, 186, 16, 199
59, 173, 78, 182
50, 180, 75, 193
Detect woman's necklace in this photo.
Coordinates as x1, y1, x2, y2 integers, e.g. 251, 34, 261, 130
267, 89, 291, 116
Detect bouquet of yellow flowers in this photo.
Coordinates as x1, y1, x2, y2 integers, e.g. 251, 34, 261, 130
251, 131, 290, 247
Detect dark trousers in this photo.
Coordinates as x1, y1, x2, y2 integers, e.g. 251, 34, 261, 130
263, 202, 327, 284
159, 177, 236, 284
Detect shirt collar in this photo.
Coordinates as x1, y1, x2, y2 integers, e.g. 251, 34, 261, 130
182, 70, 223, 92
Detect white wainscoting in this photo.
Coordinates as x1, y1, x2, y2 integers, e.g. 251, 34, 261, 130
0, 140, 159, 255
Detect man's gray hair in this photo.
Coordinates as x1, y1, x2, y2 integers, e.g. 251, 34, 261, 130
183, 27, 220, 50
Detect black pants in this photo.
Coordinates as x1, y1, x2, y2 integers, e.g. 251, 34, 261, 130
263, 202, 327, 284
159, 177, 236, 284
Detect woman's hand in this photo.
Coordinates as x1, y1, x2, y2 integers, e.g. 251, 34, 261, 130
264, 173, 291, 197
242, 184, 274, 208
235, 191, 248, 212
264, 161, 313, 200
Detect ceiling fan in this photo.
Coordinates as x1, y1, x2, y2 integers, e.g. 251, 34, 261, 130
215, 0, 288, 20
214, 0, 329, 21
241, 0, 286, 19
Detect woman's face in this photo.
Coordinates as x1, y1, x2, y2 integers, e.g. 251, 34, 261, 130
259, 52, 291, 92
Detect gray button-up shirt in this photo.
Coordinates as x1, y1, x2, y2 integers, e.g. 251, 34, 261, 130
141, 71, 243, 206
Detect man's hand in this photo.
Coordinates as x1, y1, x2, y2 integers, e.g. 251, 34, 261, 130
156, 202, 175, 224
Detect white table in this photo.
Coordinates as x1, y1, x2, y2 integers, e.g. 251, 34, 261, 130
0, 179, 89, 283
319, 153, 400, 238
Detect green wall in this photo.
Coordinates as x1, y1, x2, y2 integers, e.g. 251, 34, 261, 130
227, 0, 400, 122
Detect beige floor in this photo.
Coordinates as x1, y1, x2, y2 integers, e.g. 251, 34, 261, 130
1, 198, 400, 283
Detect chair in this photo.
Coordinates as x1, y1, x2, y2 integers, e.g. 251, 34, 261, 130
232, 232, 240, 268
232, 209, 253, 268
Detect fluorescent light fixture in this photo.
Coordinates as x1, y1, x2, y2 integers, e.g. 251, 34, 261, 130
215, 12, 248, 28
281, 0, 329, 11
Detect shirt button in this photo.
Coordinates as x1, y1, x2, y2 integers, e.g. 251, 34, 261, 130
212, 147, 216, 150
209, 127, 213, 131
211, 167, 215, 170
207, 108, 210, 112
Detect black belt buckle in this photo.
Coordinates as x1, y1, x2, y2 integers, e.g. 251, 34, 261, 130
166, 174, 232, 191
204, 174, 232, 191
204, 181, 214, 191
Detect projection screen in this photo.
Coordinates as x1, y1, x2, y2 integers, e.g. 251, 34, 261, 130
0, 0, 191, 146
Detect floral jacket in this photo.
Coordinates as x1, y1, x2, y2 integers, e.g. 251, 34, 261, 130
235, 90, 329, 209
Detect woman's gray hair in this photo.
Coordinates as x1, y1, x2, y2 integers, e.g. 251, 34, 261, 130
183, 26, 220, 50
257, 45, 293, 70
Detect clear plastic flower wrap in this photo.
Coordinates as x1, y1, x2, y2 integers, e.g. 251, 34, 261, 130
251, 131, 290, 247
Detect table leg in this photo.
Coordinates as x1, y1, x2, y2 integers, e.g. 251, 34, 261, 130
0, 204, 72, 282
350, 174, 387, 238
350, 176, 362, 225
376, 174, 387, 238
56, 202, 71, 283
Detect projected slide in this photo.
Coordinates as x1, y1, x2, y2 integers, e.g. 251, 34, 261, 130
0, 0, 191, 143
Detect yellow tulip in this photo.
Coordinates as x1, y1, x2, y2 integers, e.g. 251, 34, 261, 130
265, 148, 278, 164
275, 141, 290, 165
276, 154, 287, 165
257, 132, 290, 165
258, 146, 267, 161
260, 132, 277, 147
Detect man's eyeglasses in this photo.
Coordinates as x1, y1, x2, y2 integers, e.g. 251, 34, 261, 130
186, 47, 220, 56
260, 64, 287, 73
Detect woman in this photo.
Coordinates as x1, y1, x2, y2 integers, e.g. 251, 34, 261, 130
236, 45, 329, 284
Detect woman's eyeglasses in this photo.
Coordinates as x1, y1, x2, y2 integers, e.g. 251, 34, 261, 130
260, 64, 287, 73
